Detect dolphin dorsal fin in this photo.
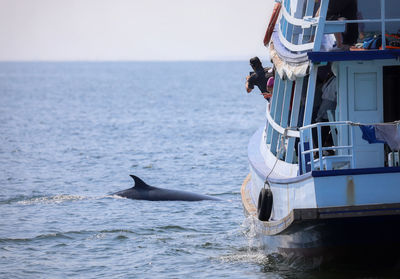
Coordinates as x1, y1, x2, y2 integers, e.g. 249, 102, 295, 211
129, 175, 150, 189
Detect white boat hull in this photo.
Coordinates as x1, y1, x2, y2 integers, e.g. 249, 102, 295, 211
242, 128, 400, 260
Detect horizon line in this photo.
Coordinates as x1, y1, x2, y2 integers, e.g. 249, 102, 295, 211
0, 59, 254, 63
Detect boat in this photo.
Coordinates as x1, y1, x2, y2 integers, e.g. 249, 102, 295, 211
241, 0, 400, 263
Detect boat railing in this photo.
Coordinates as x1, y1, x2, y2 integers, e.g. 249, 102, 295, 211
265, 95, 301, 164
279, 0, 320, 52
299, 121, 356, 174
278, 0, 400, 53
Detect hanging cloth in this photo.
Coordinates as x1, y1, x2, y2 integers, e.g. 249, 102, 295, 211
359, 123, 400, 151
375, 124, 400, 151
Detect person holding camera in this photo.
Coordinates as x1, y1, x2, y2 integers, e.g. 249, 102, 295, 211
246, 57, 273, 100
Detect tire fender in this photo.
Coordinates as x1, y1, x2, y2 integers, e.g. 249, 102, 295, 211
257, 187, 273, 221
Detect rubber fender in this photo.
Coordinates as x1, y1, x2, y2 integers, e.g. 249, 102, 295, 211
257, 188, 273, 221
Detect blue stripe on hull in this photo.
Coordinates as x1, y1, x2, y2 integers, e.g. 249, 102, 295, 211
312, 166, 400, 177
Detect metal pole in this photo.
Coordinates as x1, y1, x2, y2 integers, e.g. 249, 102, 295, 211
381, 0, 386, 50
317, 124, 323, 170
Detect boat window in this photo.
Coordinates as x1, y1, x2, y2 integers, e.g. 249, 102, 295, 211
358, 0, 381, 20
355, 0, 400, 45
385, 0, 400, 19
386, 22, 400, 39
278, 0, 400, 52
361, 22, 382, 40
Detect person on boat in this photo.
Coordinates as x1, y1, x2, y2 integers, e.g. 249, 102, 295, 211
264, 76, 274, 101
316, 73, 336, 123
313, 64, 338, 153
245, 57, 273, 100
326, 0, 358, 50
314, 0, 358, 50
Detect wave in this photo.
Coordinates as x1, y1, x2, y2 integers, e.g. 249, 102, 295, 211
0, 232, 75, 244
154, 225, 199, 233
16, 194, 88, 205
218, 250, 271, 265
0, 229, 137, 244
0, 194, 124, 205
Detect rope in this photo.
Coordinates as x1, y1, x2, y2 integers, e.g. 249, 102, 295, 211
263, 157, 278, 190
349, 120, 400, 126
278, 128, 289, 156
263, 127, 290, 190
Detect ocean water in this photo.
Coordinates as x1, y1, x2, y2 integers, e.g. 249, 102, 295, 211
0, 62, 396, 279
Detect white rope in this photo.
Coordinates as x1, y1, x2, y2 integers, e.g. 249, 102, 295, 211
278, 128, 289, 157
264, 127, 290, 189
350, 120, 400, 126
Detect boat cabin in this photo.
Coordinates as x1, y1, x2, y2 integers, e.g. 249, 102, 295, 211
265, 0, 400, 174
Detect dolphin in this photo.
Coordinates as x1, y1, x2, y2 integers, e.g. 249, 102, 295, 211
113, 175, 220, 201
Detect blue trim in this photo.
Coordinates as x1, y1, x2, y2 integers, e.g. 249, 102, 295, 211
312, 166, 400, 177
307, 49, 400, 63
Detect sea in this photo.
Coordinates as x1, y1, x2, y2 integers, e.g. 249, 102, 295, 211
0, 62, 397, 279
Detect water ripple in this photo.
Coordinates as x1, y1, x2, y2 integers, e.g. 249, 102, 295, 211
0, 62, 282, 279
0, 229, 139, 244
16, 194, 88, 205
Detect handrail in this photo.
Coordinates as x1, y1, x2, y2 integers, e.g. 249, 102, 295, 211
278, 0, 319, 52
278, 30, 315, 52
281, 3, 317, 28
299, 121, 356, 173
326, 19, 400, 24
266, 100, 300, 138
302, 146, 353, 153
300, 120, 400, 130
299, 121, 352, 131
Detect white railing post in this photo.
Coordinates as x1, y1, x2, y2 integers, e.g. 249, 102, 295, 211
300, 130, 306, 174
317, 124, 323, 170
309, 128, 315, 171
350, 124, 356, 168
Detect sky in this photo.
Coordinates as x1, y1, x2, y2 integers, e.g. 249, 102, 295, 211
0, 0, 274, 61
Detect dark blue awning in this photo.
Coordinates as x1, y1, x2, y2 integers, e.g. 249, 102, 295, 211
307, 49, 400, 63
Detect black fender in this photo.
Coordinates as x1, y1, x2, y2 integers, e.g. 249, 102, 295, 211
257, 187, 273, 221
